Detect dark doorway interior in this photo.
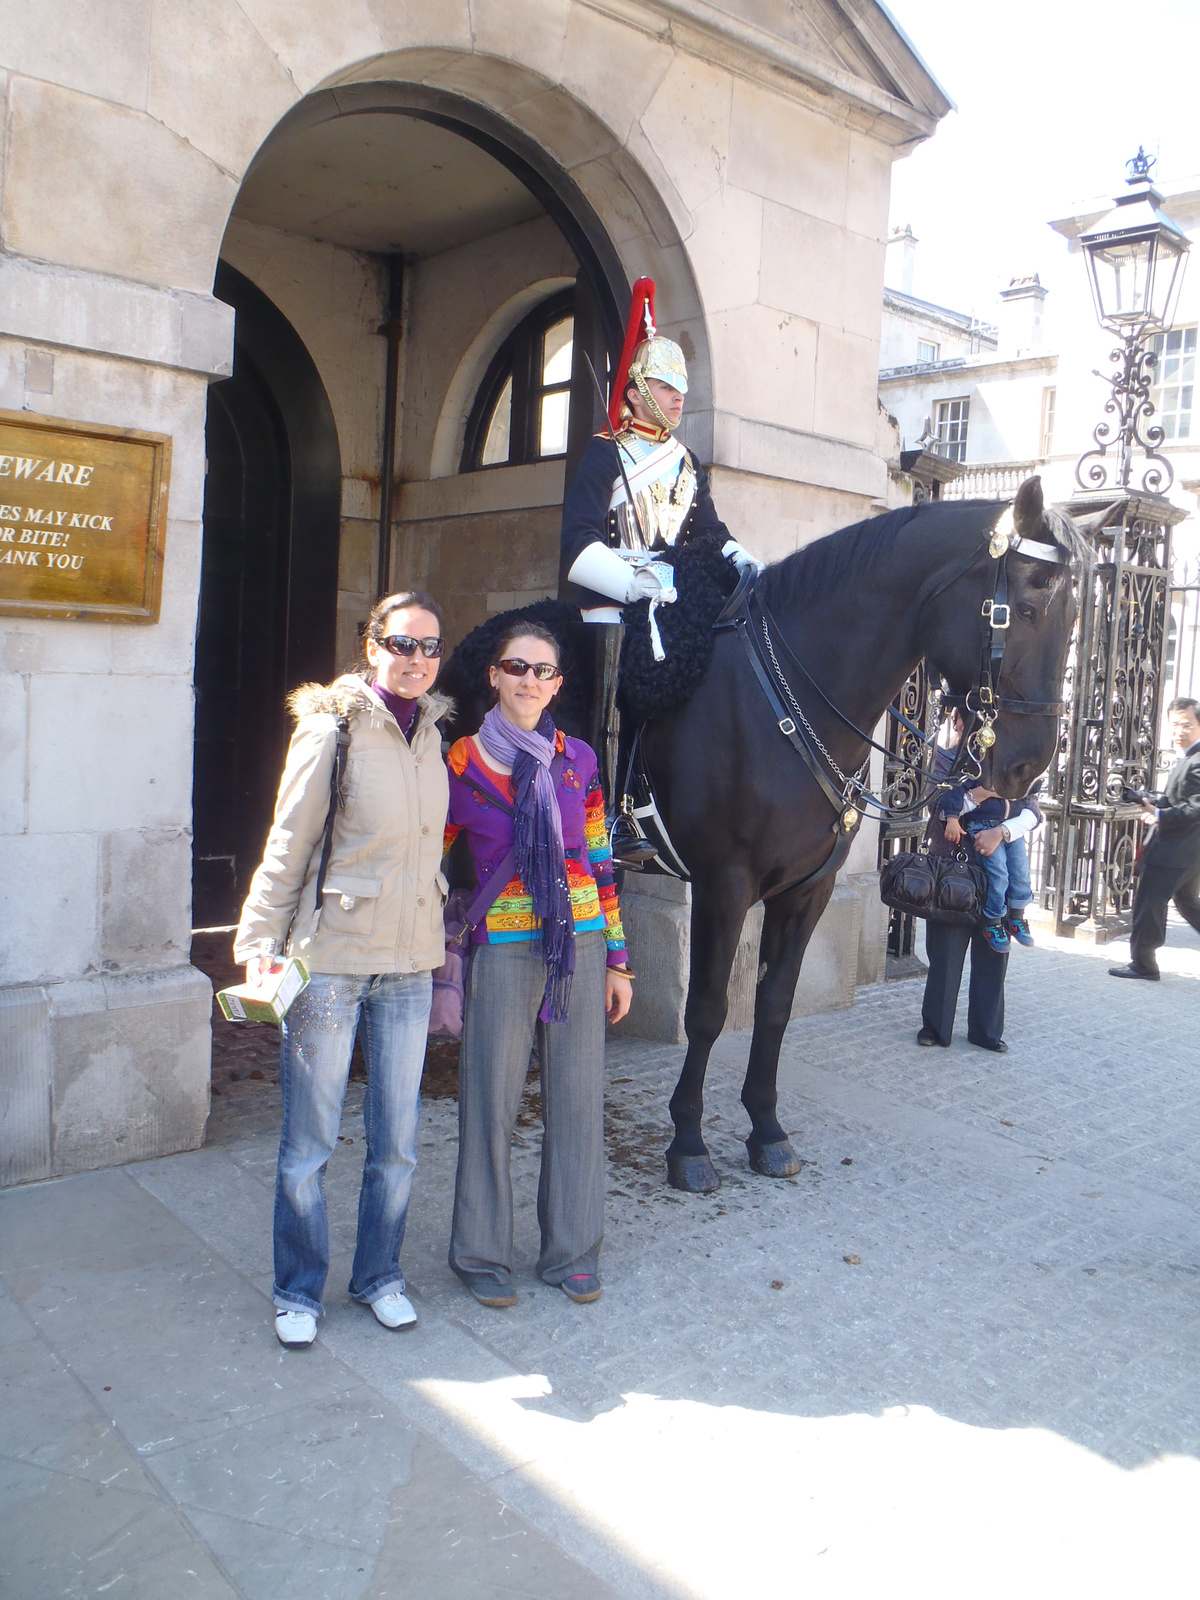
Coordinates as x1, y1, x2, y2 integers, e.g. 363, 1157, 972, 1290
192, 263, 342, 929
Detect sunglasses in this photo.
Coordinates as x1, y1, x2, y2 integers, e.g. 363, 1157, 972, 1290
496, 658, 561, 682
376, 634, 444, 659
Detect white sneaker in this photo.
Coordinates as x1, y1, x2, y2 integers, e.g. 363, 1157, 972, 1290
371, 1291, 417, 1331
275, 1308, 317, 1347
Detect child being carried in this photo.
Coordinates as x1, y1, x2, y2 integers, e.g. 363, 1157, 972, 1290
938, 769, 1042, 954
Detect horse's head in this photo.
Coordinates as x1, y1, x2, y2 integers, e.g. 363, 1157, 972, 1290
923, 477, 1085, 800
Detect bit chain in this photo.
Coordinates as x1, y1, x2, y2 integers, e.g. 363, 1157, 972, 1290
761, 616, 868, 797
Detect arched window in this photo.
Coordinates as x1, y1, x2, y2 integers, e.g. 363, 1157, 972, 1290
461, 290, 574, 471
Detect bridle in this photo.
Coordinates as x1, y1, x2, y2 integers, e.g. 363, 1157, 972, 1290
719, 505, 1075, 837
936, 506, 1071, 757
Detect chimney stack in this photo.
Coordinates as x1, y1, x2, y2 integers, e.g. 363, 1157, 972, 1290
998, 274, 1048, 357
885, 225, 918, 296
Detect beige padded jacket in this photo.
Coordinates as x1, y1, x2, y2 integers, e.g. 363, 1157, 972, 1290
233, 676, 452, 975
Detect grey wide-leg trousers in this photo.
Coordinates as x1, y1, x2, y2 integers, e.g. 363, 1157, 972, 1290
449, 931, 607, 1289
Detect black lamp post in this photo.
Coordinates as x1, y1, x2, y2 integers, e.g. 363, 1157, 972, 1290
1076, 149, 1191, 492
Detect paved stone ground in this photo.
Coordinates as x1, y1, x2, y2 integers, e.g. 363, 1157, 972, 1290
3, 914, 1199, 1599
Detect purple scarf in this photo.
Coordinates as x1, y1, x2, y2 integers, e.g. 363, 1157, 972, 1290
477, 706, 575, 1023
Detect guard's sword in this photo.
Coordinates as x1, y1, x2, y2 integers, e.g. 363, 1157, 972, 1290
584, 352, 649, 551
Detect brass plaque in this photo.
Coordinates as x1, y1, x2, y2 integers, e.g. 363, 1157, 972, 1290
0, 409, 171, 623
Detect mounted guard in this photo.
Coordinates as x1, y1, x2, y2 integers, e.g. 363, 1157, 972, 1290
560, 277, 760, 796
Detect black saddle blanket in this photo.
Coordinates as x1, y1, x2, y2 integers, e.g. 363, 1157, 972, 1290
618, 534, 737, 724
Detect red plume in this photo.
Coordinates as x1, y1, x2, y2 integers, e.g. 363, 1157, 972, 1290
608, 277, 657, 433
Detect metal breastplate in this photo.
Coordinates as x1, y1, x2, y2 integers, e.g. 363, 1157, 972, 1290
609, 441, 697, 553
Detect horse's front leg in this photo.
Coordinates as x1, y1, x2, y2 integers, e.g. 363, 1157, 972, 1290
666, 873, 754, 1194
741, 881, 834, 1177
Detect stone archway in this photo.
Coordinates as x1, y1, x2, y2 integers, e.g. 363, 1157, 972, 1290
213, 58, 712, 656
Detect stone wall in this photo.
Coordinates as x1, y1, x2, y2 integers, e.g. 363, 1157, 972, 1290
0, 288, 230, 1185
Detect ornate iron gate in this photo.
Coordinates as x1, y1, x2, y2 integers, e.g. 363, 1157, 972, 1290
1031, 489, 1183, 938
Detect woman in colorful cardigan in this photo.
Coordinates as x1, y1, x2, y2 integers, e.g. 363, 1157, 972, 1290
444, 621, 632, 1309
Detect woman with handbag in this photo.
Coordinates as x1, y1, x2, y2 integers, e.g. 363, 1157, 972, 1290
917, 711, 1038, 1052
443, 621, 632, 1309
234, 590, 451, 1348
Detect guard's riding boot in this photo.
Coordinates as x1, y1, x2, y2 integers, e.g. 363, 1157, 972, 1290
609, 812, 657, 868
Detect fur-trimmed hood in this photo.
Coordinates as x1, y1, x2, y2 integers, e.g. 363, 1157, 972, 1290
286, 673, 454, 727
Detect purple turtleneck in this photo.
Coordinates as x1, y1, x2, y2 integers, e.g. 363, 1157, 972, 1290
369, 682, 420, 741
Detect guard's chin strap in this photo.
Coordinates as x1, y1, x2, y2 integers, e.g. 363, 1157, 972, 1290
630, 369, 676, 433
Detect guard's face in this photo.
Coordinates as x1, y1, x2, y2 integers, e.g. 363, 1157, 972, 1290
627, 379, 684, 429
1169, 708, 1200, 752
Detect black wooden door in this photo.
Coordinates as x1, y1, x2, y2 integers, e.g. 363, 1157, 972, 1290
192, 266, 341, 929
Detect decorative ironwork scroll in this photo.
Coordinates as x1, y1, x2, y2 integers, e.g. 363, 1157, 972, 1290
1075, 337, 1174, 494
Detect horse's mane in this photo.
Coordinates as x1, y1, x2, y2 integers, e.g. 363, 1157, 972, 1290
756, 503, 920, 614
758, 497, 1089, 616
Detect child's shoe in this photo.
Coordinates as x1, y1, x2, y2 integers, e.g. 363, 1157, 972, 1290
982, 921, 1011, 954
1005, 914, 1034, 947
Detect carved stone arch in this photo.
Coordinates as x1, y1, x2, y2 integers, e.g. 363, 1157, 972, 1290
238, 68, 712, 446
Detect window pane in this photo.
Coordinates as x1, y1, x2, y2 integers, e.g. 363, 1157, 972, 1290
543, 317, 574, 385
540, 390, 570, 457
935, 396, 969, 462
480, 376, 512, 466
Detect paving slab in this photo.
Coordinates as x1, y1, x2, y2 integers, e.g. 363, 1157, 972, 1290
2, 914, 1199, 1597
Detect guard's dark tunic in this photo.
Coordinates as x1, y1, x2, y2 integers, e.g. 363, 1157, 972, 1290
560, 435, 731, 613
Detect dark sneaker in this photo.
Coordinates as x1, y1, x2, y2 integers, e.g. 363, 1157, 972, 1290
465, 1277, 517, 1309
1107, 963, 1160, 981
1005, 914, 1034, 947
982, 921, 1010, 954
561, 1274, 603, 1304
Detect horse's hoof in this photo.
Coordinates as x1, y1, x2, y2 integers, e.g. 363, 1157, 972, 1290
746, 1138, 802, 1178
666, 1151, 721, 1194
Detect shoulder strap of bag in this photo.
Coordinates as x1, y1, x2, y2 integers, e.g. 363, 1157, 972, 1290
449, 749, 566, 945
313, 715, 352, 909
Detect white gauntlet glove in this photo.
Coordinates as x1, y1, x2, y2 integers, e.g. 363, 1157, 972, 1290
568, 541, 677, 605
722, 538, 765, 575
569, 541, 652, 604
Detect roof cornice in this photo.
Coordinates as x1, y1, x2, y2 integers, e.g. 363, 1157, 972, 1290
582, 0, 953, 145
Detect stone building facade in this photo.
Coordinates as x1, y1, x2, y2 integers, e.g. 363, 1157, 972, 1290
0, 1, 949, 1184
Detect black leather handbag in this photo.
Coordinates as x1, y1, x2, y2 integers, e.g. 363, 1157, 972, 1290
879, 845, 987, 928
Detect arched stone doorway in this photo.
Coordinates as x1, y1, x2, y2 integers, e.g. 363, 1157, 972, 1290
205, 69, 711, 667
194, 71, 689, 934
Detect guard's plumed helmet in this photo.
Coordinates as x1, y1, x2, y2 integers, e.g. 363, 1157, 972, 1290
628, 335, 688, 397
609, 278, 688, 434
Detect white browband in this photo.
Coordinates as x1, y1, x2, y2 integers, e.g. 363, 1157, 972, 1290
1013, 536, 1067, 563
989, 505, 1069, 564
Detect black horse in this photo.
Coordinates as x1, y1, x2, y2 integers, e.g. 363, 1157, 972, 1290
642, 476, 1087, 1192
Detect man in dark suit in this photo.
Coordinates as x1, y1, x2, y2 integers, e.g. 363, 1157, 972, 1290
1109, 696, 1200, 981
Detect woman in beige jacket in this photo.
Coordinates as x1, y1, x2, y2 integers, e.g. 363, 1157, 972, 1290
234, 590, 451, 1349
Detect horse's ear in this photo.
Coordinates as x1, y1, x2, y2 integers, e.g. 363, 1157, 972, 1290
1012, 474, 1045, 538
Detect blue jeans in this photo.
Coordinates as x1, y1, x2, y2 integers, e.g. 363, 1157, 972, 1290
273, 970, 431, 1316
966, 823, 1032, 923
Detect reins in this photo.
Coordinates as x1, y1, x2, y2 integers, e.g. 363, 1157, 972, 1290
718, 507, 1073, 829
